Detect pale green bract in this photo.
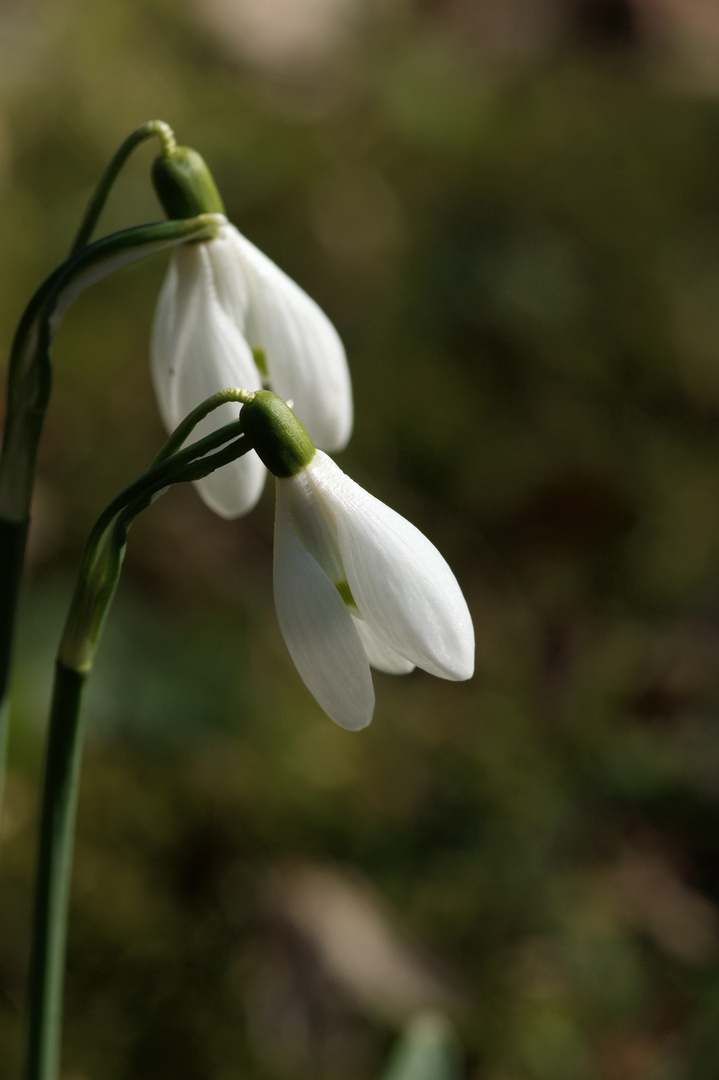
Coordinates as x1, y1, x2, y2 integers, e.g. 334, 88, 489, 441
273, 451, 474, 730
151, 216, 353, 519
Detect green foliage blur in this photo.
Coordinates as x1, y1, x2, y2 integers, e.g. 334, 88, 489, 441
3, 1, 719, 1077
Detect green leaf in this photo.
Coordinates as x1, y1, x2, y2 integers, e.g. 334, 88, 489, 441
379, 1014, 462, 1080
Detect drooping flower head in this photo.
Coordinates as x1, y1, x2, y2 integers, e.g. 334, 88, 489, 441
240, 391, 475, 730
151, 146, 353, 519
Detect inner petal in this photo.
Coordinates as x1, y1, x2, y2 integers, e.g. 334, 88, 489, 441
282, 466, 344, 584
351, 616, 416, 675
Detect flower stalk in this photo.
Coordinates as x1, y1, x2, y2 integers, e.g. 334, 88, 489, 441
0, 119, 216, 828
0, 213, 222, 822
24, 661, 88, 1080
70, 120, 177, 253
23, 391, 253, 1080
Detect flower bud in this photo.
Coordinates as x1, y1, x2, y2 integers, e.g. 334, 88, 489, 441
239, 391, 315, 477
152, 146, 225, 220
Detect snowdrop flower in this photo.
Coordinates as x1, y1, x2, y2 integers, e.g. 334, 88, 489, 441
240, 391, 475, 730
151, 146, 353, 519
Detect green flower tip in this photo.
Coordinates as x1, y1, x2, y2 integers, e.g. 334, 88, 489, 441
152, 145, 226, 220
239, 391, 316, 478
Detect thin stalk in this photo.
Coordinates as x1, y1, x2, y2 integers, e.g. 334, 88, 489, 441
87, 418, 245, 555
60, 425, 248, 673
23, 663, 87, 1080
70, 121, 176, 253
0, 214, 219, 822
23, 413, 254, 1080
0, 518, 27, 822
151, 387, 253, 465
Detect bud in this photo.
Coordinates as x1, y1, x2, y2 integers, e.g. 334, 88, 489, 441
152, 145, 225, 220
239, 391, 316, 478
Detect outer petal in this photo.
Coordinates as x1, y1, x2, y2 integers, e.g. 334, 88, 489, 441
351, 616, 416, 675
223, 226, 353, 452
281, 469, 413, 676
279, 461, 344, 584
151, 241, 265, 518
274, 481, 375, 730
203, 222, 253, 329
306, 453, 475, 681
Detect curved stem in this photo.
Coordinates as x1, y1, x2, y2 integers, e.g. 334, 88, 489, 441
0, 215, 220, 819
24, 419, 255, 1080
1, 214, 220, 525
152, 387, 254, 465
59, 423, 249, 672
88, 418, 246, 555
70, 121, 176, 253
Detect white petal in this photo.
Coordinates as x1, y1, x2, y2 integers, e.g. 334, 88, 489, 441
274, 481, 374, 730
306, 453, 475, 681
224, 226, 353, 452
351, 616, 416, 675
281, 469, 414, 675
203, 222, 253, 329
151, 242, 266, 518
280, 462, 344, 584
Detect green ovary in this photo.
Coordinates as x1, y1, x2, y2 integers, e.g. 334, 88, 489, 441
336, 580, 356, 608
252, 347, 268, 379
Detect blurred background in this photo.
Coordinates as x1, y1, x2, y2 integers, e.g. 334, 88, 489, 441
3, 0, 719, 1076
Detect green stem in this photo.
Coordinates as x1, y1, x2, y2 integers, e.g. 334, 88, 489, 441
23, 412, 254, 1080
58, 425, 251, 674
87, 418, 245, 556
0, 519, 27, 817
0, 214, 220, 834
24, 662, 87, 1080
70, 121, 177, 253
152, 387, 254, 465
0, 215, 220, 526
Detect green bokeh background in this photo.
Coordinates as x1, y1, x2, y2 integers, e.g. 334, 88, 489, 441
3, 2, 719, 1077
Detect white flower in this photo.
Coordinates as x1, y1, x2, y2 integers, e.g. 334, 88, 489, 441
152, 217, 353, 518
273, 451, 475, 730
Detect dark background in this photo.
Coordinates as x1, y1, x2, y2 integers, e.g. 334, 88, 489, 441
3, 1, 719, 1076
